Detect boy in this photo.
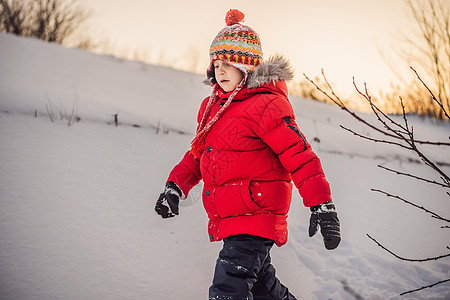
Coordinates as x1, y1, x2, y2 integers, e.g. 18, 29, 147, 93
155, 9, 341, 299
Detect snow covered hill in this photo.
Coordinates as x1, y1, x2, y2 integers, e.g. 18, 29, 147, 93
1, 33, 449, 299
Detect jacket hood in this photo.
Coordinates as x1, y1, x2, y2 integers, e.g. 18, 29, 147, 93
205, 54, 295, 89
246, 54, 294, 88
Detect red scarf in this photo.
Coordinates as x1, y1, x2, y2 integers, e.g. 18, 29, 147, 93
190, 80, 245, 158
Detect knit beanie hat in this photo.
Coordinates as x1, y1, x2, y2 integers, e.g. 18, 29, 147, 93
191, 9, 262, 158
206, 9, 263, 84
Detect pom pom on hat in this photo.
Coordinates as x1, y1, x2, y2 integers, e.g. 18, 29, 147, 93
225, 9, 245, 26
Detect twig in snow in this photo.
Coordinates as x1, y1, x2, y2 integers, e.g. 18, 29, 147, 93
341, 280, 365, 300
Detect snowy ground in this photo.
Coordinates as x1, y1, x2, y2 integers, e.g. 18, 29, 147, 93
1, 33, 449, 299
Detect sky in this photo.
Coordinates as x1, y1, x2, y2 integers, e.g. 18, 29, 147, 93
78, 0, 417, 96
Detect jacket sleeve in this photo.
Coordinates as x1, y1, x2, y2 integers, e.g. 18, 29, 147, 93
256, 97, 332, 207
167, 151, 202, 198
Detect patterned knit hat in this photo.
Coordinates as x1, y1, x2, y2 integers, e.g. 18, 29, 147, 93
206, 9, 263, 83
191, 10, 262, 158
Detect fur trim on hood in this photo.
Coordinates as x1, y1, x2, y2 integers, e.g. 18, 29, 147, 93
246, 54, 294, 88
205, 54, 295, 88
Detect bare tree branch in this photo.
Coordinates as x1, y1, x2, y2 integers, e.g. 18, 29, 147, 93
411, 66, 450, 119
0, 0, 91, 45
377, 0, 449, 119
367, 234, 450, 262
339, 125, 411, 149
371, 189, 450, 222
304, 72, 450, 146
304, 62, 450, 295
304, 71, 450, 185
378, 165, 450, 188
400, 278, 450, 296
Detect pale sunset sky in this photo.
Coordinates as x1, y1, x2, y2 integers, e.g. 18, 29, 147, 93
78, 0, 418, 96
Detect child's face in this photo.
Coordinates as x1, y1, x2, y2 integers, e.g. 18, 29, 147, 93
214, 60, 244, 92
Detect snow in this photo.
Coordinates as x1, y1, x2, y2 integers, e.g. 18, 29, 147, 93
1, 32, 449, 299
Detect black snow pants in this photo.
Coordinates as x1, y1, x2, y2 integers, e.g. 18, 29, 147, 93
209, 234, 297, 300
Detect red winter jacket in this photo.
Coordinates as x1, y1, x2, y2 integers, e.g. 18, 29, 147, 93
167, 56, 331, 246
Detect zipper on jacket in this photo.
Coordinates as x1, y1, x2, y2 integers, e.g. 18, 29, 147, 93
288, 125, 307, 152
283, 117, 307, 152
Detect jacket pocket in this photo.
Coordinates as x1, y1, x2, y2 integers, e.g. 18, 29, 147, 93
249, 180, 293, 214
214, 179, 261, 218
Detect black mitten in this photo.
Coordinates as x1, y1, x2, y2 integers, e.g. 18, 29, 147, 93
309, 200, 341, 250
155, 181, 182, 218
